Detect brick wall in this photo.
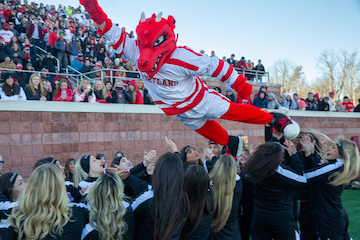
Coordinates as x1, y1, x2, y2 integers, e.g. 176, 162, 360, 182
1, 110, 359, 178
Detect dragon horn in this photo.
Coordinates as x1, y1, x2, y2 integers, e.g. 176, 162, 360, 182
140, 12, 146, 22
155, 12, 162, 22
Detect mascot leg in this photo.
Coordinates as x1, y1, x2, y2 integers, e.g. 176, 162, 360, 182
221, 102, 300, 140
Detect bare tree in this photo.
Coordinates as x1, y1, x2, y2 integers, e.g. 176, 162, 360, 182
270, 59, 305, 94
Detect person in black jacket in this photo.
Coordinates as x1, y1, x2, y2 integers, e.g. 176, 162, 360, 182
7, 164, 90, 240
0, 172, 27, 202
24, 73, 51, 100
12, 63, 28, 89
80, 59, 94, 78
181, 165, 212, 240
131, 152, 188, 240
112, 80, 133, 104
42, 52, 57, 73
224, 86, 236, 103
210, 155, 242, 240
354, 98, 360, 112
244, 139, 307, 240
0, 37, 7, 62
81, 173, 134, 240
305, 135, 360, 240
305, 92, 318, 111
318, 97, 330, 111
137, 79, 154, 104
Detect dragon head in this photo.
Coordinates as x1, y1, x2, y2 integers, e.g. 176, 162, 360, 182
136, 12, 176, 77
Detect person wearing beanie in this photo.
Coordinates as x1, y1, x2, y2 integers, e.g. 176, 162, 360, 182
0, 73, 26, 101
305, 92, 318, 111
71, 52, 84, 73
13, 63, 28, 89
253, 90, 268, 109
254, 85, 268, 98
267, 92, 281, 109
74, 155, 105, 189
225, 86, 236, 103
282, 93, 297, 110
0, 23, 14, 44
69, 35, 82, 64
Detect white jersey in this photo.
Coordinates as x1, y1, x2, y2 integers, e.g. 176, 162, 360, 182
101, 23, 240, 116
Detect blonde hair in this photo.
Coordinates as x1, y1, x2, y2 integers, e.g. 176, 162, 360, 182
74, 157, 89, 188
329, 135, 360, 186
92, 80, 108, 98
78, 78, 90, 94
209, 155, 237, 232
87, 173, 127, 240
8, 164, 71, 240
29, 73, 47, 97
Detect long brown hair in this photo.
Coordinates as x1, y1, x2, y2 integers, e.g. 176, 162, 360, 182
2, 78, 18, 96
29, 73, 47, 97
52, 79, 70, 100
152, 152, 189, 240
244, 142, 284, 184
183, 165, 210, 239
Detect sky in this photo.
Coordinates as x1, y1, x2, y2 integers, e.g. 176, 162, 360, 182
41, 0, 360, 83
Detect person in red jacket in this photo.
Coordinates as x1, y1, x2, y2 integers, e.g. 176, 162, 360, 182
236, 56, 248, 69
342, 96, 354, 112
128, 79, 144, 104
52, 79, 73, 102
48, 27, 59, 56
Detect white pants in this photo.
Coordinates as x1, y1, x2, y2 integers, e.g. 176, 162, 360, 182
175, 89, 230, 130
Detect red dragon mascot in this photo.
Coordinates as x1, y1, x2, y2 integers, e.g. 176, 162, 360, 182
80, 0, 300, 158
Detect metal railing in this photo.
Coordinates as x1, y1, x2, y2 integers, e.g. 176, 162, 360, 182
234, 68, 269, 82
35, 45, 61, 72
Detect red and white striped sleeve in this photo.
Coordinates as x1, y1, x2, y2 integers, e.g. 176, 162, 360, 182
97, 20, 139, 65
169, 46, 239, 86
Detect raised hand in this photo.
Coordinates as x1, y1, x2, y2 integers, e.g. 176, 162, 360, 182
79, 0, 107, 25
165, 137, 178, 152
143, 150, 156, 167
283, 139, 297, 156
300, 134, 316, 157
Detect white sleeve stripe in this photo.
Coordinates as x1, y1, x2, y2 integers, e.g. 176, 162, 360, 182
131, 189, 153, 211
0, 201, 18, 210
81, 223, 94, 240
236, 174, 241, 181
122, 201, 130, 209
276, 166, 307, 183
305, 159, 344, 179
69, 202, 91, 211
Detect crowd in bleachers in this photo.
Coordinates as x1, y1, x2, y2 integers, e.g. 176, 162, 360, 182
220, 85, 360, 113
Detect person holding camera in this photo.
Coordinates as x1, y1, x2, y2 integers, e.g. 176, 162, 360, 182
111, 80, 133, 104
74, 78, 96, 103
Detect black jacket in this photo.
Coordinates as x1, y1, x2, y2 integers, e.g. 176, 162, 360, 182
111, 89, 133, 104
24, 85, 51, 101
42, 57, 57, 73
305, 98, 318, 111
12, 72, 28, 89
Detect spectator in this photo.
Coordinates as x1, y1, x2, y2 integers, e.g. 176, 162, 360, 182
328, 92, 336, 111
112, 80, 133, 104
137, 79, 153, 104
128, 79, 144, 104
48, 27, 58, 55
213, 87, 221, 94
236, 56, 247, 69
247, 60, 253, 70
9, 42, 25, 64
354, 99, 360, 112
318, 97, 330, 111
7, 10, 17, 26
22, 38, 39, 70
313, 93, 320, 105
0, 37, 7, 61
267, 93, 281, 109
227, 54, 236, 67
0, 172, 27, 201
71, 52, 84, 72
80, 58, 93, 77
24, 73, 50, 100
0, 55, 16, 72
13, 63, 28, 89
74, 78, 96, 103
210, 51, 215, 57
254, 85, 268, 98
282, 94, 297, 110
105, 80, 113, 91
94, 38, 105, 63
224, 86, 236, 103
8, 22, 19, 38
0, 73, 27, 101
92, 79, 113, 103
237, 94, 252, 105
253, 59, 265, 82
27, 18, 44, 48
41, 52, 57, 73
54, 31, 68, 70
126, 65, 140, 79
278, 96, 284, 105
52, 79, 73, 102
305, 92, 318, 111
253, 91, 268, 109
0, 23, 14, 43
342, 96, 354, 112
68, 35, 82, 64
24, 62, 35, 80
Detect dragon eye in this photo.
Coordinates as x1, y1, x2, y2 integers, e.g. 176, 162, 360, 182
153, 34, 166, 47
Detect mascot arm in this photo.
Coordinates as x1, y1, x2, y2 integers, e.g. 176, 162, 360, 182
80, 0, 108, 26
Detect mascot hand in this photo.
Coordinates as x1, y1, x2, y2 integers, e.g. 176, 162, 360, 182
80, 0, 107, 25
231, 74, 252, 98
237, 82, 252, 98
